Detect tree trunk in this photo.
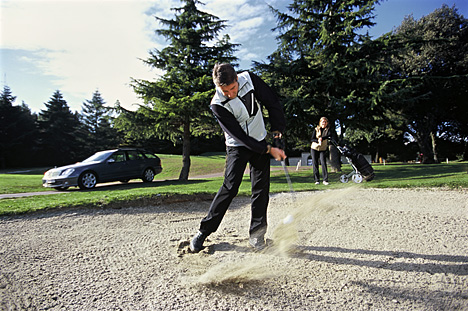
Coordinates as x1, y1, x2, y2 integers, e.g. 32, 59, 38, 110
329, 145, 341, 172
409, 120, 437, 164
415, 133, 436, 164
430, 131, 439, 163
178, 121, 191, 181
374, 145, 380, 163
463, 140, 468, 161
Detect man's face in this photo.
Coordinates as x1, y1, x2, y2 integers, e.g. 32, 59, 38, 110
219, 78, 238, 99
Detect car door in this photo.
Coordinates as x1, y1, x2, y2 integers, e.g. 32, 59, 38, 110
125, 150, 145, 178
101, 151, 129, 181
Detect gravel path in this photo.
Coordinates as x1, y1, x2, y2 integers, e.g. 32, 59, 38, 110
1, 188, 467, 310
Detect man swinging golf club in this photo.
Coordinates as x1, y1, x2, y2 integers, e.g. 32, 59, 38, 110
190, 63, 286, 252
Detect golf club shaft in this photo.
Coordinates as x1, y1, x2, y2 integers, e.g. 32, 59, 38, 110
281, 160, 295, 194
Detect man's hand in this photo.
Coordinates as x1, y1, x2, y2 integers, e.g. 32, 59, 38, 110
270, 146, 286, 161
270, 132, 286, 161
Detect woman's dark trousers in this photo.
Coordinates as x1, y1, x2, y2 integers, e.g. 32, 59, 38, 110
311, 148, 328, 182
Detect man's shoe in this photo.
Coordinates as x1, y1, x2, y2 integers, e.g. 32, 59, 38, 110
323, 181, 329, 185
190, 231, 207, 253
249, 235, 266, 251
315, 181, 320, 185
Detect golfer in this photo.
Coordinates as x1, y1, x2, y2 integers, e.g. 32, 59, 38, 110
190, 63, 286, 252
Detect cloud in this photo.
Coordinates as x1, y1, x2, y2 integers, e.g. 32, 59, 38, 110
202, 0, 270, 39
1, 0, 158, 110
150, 0, 276, 57
0, 0, 282, 111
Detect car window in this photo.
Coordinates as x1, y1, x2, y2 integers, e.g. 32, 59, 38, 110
143, 152, 157, 159
83, 151, 113, 163
127, 150, 141, 161
108, 151, 126, 163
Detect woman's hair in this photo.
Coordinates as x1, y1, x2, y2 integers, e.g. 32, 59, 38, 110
212, 63, 237, 86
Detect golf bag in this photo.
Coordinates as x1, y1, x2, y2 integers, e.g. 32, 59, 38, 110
331, 140, 375, 183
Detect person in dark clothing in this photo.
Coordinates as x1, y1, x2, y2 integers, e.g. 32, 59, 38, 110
190, 63, 286, 252
310, 117, 337, 185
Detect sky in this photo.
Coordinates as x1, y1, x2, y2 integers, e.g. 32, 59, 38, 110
1, 0, 467, 114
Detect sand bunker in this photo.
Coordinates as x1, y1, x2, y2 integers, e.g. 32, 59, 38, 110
190, 188, 357, 286
1, 188, 467, 310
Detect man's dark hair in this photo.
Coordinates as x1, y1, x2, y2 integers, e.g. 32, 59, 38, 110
212, 63, 237, 86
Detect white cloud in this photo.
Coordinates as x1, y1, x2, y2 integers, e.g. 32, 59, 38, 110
0, 0, 281, 111
150, 0, 277, 55
1, 0, 159, 110
202, 0, 269, 39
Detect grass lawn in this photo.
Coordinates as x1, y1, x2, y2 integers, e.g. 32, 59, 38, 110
0, 154, 227, 194
0, 157, 466, 216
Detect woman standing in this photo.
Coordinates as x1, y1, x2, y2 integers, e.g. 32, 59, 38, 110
310, 117, 337, 185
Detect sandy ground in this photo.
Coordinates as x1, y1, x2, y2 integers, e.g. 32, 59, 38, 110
1, 188, 467, 310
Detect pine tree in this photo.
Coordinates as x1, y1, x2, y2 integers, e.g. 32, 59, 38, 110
37, 90, 84, 165
256, 0, 381, 168
0, 85, 37, 168
383, 5, 468, 163
0, 85, 16, 107
130, 0, 238, 180
81, 90, 118, 153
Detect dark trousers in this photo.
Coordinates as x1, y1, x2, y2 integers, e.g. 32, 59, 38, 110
311, 148, 328, 182
199, 146, 270, 237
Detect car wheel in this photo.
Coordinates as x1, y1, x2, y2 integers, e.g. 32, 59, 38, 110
78, 171, 97, 189
142, 168, 155, 182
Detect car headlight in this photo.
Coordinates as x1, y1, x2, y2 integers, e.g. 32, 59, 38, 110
60, 168, 75, 177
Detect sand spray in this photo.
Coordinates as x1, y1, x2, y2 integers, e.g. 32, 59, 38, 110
191, 188, 355, 285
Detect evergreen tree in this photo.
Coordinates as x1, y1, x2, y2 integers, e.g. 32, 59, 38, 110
81, 90, 118, 153
0, 85, 37, 168
0, 84, 16, 107
37, 90, 84, 165
129, 0, 238, 180
255, 0, 381, 168
379, 5, 468, 163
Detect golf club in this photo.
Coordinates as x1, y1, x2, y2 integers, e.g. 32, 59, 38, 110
273, 133, 296, 200
281, 159, 295, 195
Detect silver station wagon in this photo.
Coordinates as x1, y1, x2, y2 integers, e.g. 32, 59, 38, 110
42, 148, 163, 190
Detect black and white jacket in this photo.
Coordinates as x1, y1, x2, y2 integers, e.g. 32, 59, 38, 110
210, 71, 286, 154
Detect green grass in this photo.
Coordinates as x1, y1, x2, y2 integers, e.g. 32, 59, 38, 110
0, 157, 466, 216
0, 174, 48, 194
0, 154, 227, 194
364, 162, 468, 188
